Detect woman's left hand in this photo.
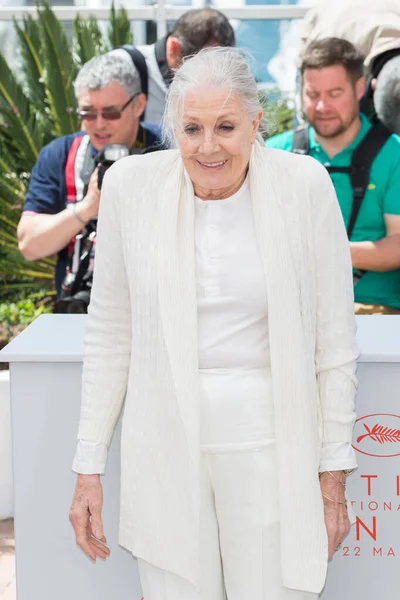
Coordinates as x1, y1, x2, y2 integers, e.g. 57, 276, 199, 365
319, 470, 350, 559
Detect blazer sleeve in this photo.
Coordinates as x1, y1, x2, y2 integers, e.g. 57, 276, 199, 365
310, 160, 359, 445
76, 164, 132, 447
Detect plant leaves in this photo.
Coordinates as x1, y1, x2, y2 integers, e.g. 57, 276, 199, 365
73, 15, 107, 67
38, 0, 78, 135
108, 2, 133, 49
14, 15, 47, 114
0, 52, 42, 166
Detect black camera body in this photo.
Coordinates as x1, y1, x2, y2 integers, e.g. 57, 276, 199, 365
54, 144, 130, 314
96, 144, 130, 190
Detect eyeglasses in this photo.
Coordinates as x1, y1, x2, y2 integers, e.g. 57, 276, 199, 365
76, 93, 140, 121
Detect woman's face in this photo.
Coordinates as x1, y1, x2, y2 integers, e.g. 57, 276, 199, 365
175, 87, 262, 199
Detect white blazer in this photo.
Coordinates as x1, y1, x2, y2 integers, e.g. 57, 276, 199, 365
77, 142, 358, 594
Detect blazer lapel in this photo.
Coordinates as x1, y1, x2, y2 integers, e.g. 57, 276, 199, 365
157, 158, 200, 465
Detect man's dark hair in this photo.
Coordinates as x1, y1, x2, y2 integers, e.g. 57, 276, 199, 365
170, 8, 235, 58
301, 37, 365, 84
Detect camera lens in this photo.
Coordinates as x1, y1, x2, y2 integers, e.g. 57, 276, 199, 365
53, 290, 91, 314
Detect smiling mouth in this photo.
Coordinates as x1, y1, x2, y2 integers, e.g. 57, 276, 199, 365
198, 160, 228, 169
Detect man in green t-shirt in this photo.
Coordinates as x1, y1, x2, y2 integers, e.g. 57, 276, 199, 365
266, 37, 400, 314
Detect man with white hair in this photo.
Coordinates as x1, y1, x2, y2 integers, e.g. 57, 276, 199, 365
17, 53, 162, 301
300, 0, 400, 133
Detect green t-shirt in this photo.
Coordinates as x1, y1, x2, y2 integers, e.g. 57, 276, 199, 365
265, 115, 400, 309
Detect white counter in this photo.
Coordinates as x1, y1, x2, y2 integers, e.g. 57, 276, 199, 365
0, 315, 141, 600
1, 314, 400, 600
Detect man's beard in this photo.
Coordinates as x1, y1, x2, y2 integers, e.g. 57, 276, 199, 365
311, 111, 358, 139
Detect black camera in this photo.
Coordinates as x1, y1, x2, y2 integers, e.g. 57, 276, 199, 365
53, 144, 129, 314
95, 144, 130, 190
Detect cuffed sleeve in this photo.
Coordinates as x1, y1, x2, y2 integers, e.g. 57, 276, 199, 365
319, 442, 358, 472
72, 439, 108, 474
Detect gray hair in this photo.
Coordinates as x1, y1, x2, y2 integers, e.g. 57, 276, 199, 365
373, 55, 400, 135
74, 51, 141, 99
162, 47, 269, 147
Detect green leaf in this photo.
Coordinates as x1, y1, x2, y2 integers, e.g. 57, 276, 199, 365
14, 15, 47, 114
0, 52, 42, 165
262, 88, 295, 137
0, 174, 26, 205
73, 15, 107, 67
108, 2, 133, 49
38, 1, 78, 135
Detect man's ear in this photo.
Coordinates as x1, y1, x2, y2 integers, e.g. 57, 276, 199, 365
356, 76, 366, 101
134, 93, 147, 118
166, 36, 183, 69
371, 77, 377, 91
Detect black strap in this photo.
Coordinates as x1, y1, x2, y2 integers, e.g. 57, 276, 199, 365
291, 121, 391, 285
121, 46, 148, 98
291, 126, 310, 155
332, 123, 390, 284
346, 122, 391, 238
291, 122, 391, 238
325, 166, 351, 174
154, 35, 173, 88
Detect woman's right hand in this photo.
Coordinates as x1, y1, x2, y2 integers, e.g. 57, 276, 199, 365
69, 474, 110, 561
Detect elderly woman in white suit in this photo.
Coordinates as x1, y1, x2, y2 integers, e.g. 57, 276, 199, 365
69, 47, 359, 599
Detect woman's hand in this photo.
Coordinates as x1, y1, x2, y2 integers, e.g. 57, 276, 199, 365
319, 470, 350, 559
69, 474, 110, 561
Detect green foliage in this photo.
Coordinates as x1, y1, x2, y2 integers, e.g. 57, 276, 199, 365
0, 296, 52, 341
0, 1, 134, 303
73, 16, 107, 67
13, 16, 47, 114
39, 1, 79, 135
108, 4, 133, 49
261, 88, 295, 138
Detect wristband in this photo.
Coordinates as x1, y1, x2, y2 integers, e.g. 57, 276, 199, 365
67, 202, 87, 228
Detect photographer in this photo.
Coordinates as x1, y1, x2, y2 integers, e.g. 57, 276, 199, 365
112, 8, 235, 124
17, 53, 161, 308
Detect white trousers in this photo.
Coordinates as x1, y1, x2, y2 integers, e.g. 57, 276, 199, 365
137, 368, 319, 600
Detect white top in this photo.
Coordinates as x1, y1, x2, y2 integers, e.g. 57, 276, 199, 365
195, 177, 270, 369
73, 176, 356, 474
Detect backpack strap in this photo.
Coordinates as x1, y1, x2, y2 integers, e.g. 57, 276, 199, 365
65, 136, 86, 203
291, 125, 310, 155
346, 122, 391, 239
344, 122, 390, 285
121, 45, 148, 98
64, 135, 92, 267
290, 121, 391, 286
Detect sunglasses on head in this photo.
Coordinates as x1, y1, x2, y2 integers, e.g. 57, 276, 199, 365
76, 92, 140, 121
